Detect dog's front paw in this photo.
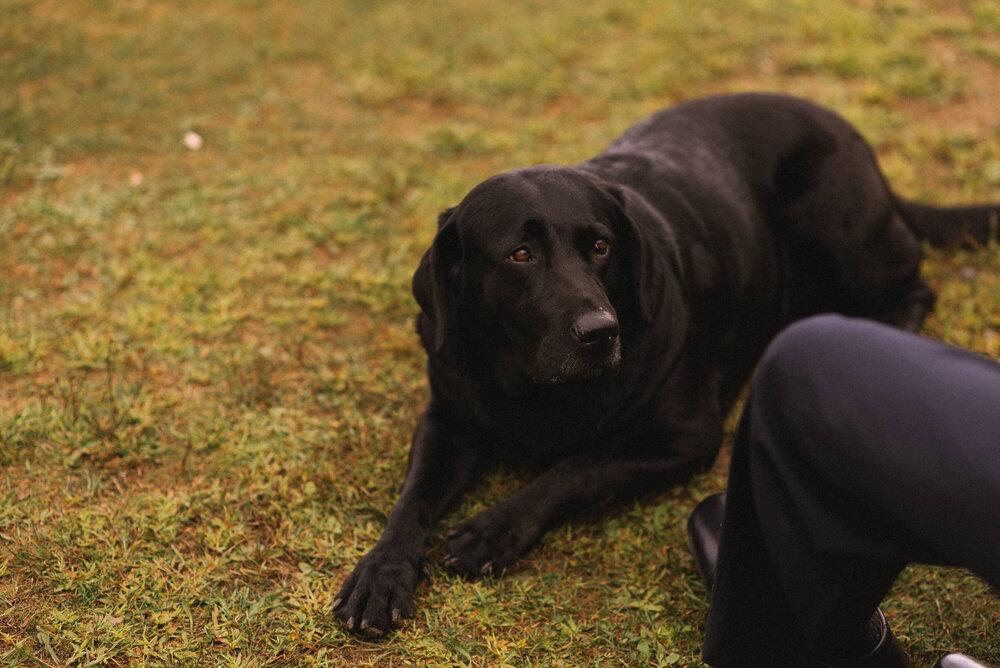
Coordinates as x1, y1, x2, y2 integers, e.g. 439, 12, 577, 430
442, 506, 539, 577
334, 544, 425, 636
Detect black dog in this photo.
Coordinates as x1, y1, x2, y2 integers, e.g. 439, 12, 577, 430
335, 93, 999, 634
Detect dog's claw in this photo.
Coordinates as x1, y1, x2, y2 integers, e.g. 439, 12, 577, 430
332, 597, 343, 611
346, 616, 355, 630
391, 608, 401, 624
480, 561, 493, 575
360, 618, 383, 634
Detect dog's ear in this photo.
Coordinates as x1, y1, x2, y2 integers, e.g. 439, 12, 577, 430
595, 182, 661, 325
412, 207, 461, 355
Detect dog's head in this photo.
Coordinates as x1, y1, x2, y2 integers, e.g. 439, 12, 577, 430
413, 166, 659, 389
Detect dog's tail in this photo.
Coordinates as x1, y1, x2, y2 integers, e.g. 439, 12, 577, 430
896, 197, 1000, 248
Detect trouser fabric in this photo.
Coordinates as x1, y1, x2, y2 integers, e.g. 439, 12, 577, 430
702, 314, 1000, 667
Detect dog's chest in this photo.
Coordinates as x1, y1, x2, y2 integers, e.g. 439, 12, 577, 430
458, 382, 627, 458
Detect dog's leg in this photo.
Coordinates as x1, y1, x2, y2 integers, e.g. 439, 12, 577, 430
876, 270, 936, 332
442, 445, 712, 577
334, 404, 489, 634
776, 135, 934, 331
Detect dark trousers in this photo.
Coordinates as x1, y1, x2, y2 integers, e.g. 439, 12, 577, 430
702, 314, 1000, 667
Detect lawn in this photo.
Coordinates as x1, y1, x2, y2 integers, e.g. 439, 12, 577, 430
2, 0, 999, 665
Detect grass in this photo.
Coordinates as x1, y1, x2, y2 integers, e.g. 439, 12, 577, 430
2, 0, 1000, 665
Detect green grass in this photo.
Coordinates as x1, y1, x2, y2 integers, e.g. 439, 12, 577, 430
2, 0, 1000, 665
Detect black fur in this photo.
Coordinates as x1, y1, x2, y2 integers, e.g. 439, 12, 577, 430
334, 93, 1000, 634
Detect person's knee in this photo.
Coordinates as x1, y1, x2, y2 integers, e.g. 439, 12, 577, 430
745, 316, 864, 486
753, 314, 879, 413
758, 314, 847, 383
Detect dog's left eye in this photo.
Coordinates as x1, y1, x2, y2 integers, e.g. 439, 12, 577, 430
593, 238, 610, 256
509, 247, 532, 262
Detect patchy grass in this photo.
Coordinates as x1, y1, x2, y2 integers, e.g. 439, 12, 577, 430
2, 0, 999, 665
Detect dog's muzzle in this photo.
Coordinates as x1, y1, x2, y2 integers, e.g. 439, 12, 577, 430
530, 309, 621, 385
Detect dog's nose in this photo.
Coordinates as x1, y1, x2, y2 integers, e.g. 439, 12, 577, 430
572, 310, 619, 345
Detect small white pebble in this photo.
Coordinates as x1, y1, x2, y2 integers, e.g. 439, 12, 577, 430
183, 131, 204, 151
959, 266, 978, 282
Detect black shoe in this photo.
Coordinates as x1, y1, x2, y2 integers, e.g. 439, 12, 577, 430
687, 493, 909, 668
686, 492, 726, 591
818, 608, 908, 668
933, 655, 993, 668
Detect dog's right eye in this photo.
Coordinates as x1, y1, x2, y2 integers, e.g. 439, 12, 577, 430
509, 248, 532, 262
